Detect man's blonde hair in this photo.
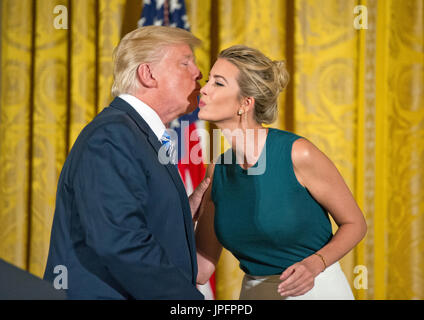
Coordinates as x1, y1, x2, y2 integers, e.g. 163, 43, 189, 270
111, 26, 201, 97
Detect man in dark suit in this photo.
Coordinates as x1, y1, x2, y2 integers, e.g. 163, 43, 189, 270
43, 26, 209, 299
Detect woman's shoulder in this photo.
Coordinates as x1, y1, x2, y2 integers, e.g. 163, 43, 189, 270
291, 137, 328, 171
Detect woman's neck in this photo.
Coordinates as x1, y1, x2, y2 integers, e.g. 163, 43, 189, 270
216, 122, 269, 169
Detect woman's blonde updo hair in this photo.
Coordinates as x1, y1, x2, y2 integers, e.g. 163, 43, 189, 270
111, 26, 201, 97
218, 45, 289, 124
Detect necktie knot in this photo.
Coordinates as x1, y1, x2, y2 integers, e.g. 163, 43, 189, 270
161, 130, 169, 140
160, 130, 176, 164
160, 131, 172, 148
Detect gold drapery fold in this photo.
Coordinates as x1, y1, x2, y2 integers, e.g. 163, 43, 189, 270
69, 0, 98, 148
355, 0, 377, 300
373, 0, 424, 299
0, 0, 128, 277
29, 0, 68, 277
293, 0, 360, 290
0, 0, 33, 271
0, 0, 423, 299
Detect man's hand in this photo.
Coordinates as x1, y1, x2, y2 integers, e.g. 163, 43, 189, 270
189, 177, 210, 222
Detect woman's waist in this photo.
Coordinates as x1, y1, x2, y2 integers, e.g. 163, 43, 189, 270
244, 261, 343, 283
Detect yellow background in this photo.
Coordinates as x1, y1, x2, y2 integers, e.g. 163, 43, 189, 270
0, 0, 423, 300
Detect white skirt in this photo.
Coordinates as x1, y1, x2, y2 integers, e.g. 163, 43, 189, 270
239, 262, 354, 300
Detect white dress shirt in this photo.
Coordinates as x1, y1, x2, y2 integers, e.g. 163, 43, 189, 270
118, 94, 165, 141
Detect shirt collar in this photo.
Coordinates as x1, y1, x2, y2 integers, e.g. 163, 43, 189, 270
118, 94, 165, 141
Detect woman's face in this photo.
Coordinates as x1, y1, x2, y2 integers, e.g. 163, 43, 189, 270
198, 58, 243, 124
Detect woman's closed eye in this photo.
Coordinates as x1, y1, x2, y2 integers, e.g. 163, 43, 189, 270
206, 79, 224, 87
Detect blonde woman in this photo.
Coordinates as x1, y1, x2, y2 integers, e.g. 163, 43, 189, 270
195, 45, 367, 300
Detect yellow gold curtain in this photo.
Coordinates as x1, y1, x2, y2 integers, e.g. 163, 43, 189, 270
1, 0, 423, 300
0, 0, 129, 277
371, 0, 424, 299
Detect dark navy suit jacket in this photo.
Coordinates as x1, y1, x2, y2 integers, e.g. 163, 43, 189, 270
43, 97, 204, 300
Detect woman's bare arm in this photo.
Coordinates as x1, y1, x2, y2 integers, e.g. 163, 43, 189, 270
195, 162, 223, 285
278, 138, 367, 297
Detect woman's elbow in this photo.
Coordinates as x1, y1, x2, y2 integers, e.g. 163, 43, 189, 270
358, 218, 367, 241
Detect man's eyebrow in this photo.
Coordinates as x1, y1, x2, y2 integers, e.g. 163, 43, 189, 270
183, 54, 195, 60
182, 54, 197, 64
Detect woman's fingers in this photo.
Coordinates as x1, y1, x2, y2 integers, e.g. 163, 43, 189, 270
279, 281, 314, 297
278, 262, 315, 297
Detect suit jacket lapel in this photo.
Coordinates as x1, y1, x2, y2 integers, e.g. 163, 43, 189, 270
109, 97, 197, 283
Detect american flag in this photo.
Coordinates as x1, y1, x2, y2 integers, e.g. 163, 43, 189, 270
138, 0, 215, 300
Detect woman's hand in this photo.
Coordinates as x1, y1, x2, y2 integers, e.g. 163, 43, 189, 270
277, 254, 325, 298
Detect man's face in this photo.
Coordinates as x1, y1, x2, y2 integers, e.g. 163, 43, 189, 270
153, 44, 202, 120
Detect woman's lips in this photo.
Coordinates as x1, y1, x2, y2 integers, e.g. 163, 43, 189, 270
198, 100, 206, 107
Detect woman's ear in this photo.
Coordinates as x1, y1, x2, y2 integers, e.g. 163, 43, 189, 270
137, 63, 157, 88
242, 96, 255, 113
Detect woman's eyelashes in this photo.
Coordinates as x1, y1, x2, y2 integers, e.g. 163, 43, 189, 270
205, 79, 224, 87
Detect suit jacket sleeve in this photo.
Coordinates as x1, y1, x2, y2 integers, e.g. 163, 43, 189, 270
72, 121, 203, 300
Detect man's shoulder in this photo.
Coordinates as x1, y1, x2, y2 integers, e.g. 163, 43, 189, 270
67, 106, 149, 163
63, 106, 150, 180
81, 106, 142, 139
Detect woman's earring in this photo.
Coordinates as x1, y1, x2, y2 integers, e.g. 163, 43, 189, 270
237, 109, 243, 115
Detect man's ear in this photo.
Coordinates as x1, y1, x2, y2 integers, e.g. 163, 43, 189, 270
137, 63, 157, 88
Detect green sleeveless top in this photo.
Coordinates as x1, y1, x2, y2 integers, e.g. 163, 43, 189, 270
212, 128, 333, 276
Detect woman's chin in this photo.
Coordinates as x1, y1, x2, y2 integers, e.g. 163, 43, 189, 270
198, 110, 211, 121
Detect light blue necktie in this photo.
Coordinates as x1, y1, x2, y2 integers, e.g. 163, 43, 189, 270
160, 130, 176, 165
